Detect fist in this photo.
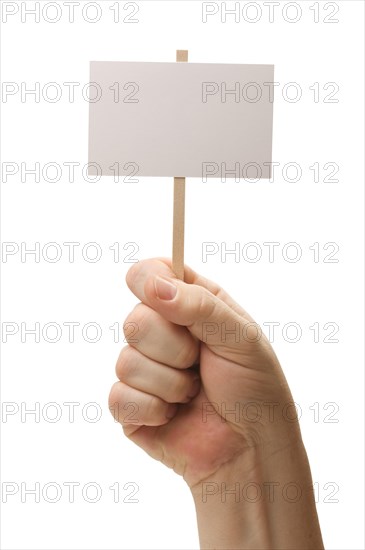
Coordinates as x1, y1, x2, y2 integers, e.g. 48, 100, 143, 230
109, 258, 298, 488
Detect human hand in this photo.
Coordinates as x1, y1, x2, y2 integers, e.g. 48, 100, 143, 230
109, 258, 301, 489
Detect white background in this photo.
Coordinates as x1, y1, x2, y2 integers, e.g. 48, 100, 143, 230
1, 1, 364, 549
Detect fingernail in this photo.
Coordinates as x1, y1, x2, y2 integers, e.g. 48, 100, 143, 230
154, 276, 177, 301
187, 377, 201, 399
166, 403, 178, 419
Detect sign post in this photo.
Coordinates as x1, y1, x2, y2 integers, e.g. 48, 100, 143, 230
88, 54, 274, 279
173, 50, 188, 280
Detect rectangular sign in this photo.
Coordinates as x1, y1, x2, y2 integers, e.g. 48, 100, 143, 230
88, 61, 274, 179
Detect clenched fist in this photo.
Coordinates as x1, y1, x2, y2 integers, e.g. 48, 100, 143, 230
109, 257, 301, 488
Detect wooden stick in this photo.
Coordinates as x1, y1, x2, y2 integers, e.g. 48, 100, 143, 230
172, 50, 188, 280
176, 50, 188, 63
173, 176, 185, 280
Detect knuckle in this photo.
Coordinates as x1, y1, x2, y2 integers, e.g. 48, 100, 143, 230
116, 346, 137, 381
123, 303, 148, 340
144, 393, 165, 420
108, 381, 122, 411
173, 342, 198, 369
108, 382, 139, 425
166, 373, 186, 401
193, 288, 217, 322
125, 262, 138, 288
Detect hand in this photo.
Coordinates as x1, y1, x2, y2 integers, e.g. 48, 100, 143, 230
109, 257, 300, 489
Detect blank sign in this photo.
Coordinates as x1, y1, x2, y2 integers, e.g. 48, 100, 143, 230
88, 61, 274, 179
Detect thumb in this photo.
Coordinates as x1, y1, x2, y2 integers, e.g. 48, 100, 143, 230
144, 273, 263, 365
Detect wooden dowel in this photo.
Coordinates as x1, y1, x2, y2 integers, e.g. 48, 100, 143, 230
172, 50, 188, 280
176, 50, 188, 63
172, 176, 185, 280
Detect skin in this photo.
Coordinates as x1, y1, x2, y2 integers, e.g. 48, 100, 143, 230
109, 257, 324, 550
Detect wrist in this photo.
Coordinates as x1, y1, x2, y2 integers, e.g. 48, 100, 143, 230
190, 437, 323, 550
191, 445, 270, 550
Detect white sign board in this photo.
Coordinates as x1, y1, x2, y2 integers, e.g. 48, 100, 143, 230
88, 61, 274, 179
